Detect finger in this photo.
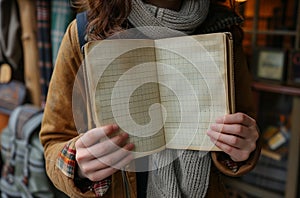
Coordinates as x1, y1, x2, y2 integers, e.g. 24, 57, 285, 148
216, 113, 256, 127
78, 143, 134, 176
91, 143, 134, 171
76, 124, 118, 148
86, 151, 134, 182
206, 129, 244, 149
210, 123, 248, 138
209, 136, 250, 162
98, 143, 134, 168
89, 132, 130, 158
77, 132, 130, 161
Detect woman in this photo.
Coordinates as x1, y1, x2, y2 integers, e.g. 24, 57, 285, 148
40, 0, 261, 197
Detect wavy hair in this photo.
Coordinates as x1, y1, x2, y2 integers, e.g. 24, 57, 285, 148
71, 0, 237, 40
72, 0, 131, 40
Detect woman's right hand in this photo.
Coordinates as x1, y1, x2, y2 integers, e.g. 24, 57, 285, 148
75, 124, 134, 181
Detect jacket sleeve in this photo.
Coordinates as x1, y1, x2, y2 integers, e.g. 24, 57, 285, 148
211, 25, 261, 177
39, 20, 98, 197
40, 20, 136, 198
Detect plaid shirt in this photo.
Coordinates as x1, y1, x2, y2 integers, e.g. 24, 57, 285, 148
37, 0, 75, 106
51, 0, 75, 65
37, 0, 53, 105
57, 141, 111, 197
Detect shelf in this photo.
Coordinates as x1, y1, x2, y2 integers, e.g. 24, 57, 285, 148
250, 86, 300, 198
252, 81, 300, 96
234, 1, 300, 197
244, 29, 298, 36
223, 177, 284, 198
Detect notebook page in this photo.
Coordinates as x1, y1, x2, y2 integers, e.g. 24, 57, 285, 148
154, 33, 229, 151
85, 40, 166, 157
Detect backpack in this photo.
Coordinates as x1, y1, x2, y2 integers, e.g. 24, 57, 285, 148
0, 104, 67, 198
76, 11, 88, 50
0, 12, 88, 197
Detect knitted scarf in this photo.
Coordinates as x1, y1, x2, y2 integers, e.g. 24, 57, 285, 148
128, 0, 210, 34
128, 1, 212, 197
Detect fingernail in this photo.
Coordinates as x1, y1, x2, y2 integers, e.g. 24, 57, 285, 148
206, 130, 212, 135
121, 132, 129, 139
210, 124, 217, 129
126, 143, 135, 150
112, 124, 119, 130
215, 116, 224, 123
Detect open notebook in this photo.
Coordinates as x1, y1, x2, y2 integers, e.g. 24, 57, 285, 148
82, 32, 235, 158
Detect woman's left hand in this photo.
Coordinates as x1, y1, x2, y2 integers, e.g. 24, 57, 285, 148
206, 112, 259, 162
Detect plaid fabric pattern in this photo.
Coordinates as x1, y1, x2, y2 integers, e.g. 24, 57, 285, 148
57, 141, 76, 178
57, 141, 112, 196
218, 154, 244, 173
36, 0, 53, 106
222, 159, 240, 173
94, 177, 112, 196
51, 0, 75, 65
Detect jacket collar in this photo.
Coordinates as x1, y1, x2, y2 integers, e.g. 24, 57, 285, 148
196, 3, 244, 34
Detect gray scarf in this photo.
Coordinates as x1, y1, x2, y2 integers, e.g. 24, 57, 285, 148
128, 0, 210, 34
147, 150, 211, 198
128, 1, 212, 197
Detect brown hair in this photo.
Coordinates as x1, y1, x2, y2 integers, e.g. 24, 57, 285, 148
72, 0, 132, 40
72, 0, 237, 40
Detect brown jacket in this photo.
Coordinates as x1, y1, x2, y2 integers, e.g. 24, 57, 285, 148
40, 10, 260, 198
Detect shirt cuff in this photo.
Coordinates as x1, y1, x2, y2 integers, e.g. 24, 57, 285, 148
57, 140, 112, 197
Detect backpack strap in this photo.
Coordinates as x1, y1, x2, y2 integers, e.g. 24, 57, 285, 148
8, 104, 41, 139
22, 110, 43, 142
8, 105, 23, 136
76, 11, 88, 50
20, 108, 43, 190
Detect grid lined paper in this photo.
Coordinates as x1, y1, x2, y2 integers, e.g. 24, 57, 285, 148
85, 33, 230, 156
